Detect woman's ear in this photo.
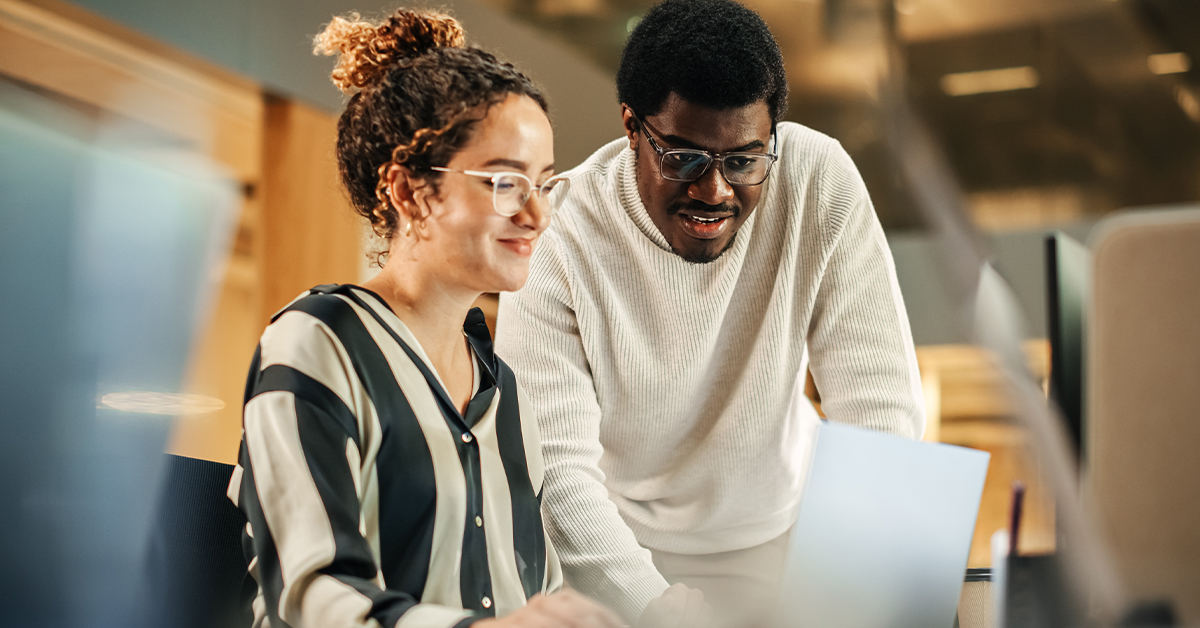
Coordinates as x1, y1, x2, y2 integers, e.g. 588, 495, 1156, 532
385, 164, 427, 224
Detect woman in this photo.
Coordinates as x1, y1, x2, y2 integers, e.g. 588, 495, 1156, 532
227, 9, 622, 628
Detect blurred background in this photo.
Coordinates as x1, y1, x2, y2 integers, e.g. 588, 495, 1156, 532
1, 0, 1196, 625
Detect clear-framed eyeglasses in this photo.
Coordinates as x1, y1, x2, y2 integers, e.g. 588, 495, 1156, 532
633, 113, 778, 186
429, 167, 571, 217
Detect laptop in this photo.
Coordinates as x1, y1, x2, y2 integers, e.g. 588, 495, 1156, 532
774, 421, 990, 628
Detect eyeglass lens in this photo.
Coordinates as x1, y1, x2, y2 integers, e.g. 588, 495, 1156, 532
660, 152, 773, 185
492, 174, 571, 217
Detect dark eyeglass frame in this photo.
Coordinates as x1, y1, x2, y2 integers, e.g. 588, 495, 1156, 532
633, 112, 778, 186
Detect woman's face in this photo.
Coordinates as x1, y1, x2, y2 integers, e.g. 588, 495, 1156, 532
407, 94, 555, 294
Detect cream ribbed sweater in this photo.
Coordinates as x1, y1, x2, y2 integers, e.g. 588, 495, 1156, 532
495, 122, 925, 622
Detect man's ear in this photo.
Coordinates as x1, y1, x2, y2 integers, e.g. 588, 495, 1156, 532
620, 105, 640, 151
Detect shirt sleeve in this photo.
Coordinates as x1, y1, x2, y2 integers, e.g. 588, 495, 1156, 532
496, 238, 670, 624
231, 310, 480, 628
804, 142, 927, 439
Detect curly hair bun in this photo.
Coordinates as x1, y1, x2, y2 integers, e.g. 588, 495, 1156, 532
314, 9, 465, 94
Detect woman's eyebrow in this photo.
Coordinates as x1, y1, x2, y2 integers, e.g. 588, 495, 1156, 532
477, 158, 556, 174
479, 158, 529, 169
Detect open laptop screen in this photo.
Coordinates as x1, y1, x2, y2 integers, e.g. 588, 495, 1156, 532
776, 422, 989, 628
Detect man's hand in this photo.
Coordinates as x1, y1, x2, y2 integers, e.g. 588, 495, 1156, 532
474, 590, 624, 628
638, 583, 713, 628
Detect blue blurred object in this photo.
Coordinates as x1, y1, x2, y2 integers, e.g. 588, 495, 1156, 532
0, 77, 237, 627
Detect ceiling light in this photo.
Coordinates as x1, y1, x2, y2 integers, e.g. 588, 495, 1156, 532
1148, 52, 1191, 75
941, 66, 1039, 97
1175, 87, 1200, 123
99, 391, 225, 415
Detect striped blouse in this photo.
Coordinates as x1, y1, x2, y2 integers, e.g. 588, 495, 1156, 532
227, 284, 562, 628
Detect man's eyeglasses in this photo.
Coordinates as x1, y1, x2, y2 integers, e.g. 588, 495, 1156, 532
430, 167, 571, 217
633, 113, 777, 186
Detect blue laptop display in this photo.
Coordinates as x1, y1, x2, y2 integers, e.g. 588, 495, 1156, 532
775, 421, 990, 628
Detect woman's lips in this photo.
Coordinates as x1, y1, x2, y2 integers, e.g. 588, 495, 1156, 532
676, 213, 732, 240
498, 237, 534, 256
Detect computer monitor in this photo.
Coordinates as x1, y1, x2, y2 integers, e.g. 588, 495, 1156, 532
1044, 231, 1090, 461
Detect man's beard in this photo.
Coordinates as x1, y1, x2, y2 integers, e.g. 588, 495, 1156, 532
668, 200, 741, 264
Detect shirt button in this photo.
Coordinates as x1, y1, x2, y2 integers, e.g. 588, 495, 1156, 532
461, 433, 473, 443
475, 516, 483, 527
481, 596, 492, 609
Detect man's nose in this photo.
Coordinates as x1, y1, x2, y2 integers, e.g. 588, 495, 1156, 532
687, 163, 735, 206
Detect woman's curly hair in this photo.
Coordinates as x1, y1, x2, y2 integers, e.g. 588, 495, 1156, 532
314, 8, 547, 263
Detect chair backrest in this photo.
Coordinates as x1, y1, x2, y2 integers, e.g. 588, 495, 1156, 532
144, 454, 254, 628
1044, 231, 1090, 461
1085, 207, 1200, 624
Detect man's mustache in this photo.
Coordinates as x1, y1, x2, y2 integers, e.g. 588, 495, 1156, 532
666, 200, 740, 216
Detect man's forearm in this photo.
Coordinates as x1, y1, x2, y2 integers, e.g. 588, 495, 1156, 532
541, 460, 671, 623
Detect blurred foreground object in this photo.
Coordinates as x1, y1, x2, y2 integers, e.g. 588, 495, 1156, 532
873, 16, 1129, 628
0, 1, 246, 624
1085, 207, 1200, 625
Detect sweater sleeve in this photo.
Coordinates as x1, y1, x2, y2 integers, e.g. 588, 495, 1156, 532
496, 237, 670, 624
804, 142, 927, 439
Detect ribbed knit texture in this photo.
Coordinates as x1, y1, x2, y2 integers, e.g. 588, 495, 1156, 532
495, 122, 925, 622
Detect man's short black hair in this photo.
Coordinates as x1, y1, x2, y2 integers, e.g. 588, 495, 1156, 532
617, 0, 788, 123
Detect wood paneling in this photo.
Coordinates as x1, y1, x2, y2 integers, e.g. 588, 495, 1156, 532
174, 99, 363, 465
260, 98, 361, 319
0, 0, 261, 180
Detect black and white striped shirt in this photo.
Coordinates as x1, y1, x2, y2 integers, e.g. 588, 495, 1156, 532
228, 284, 562, 628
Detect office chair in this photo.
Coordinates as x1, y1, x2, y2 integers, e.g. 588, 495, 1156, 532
1044, 231, 1090, 462
144, 454, 254, 628
1086, 207, 1200, 624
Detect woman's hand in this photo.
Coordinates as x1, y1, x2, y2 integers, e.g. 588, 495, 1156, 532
638, 583, 713, 628
475, 590, 624, 628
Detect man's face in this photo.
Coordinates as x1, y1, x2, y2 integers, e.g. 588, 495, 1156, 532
624, 93, 774, 264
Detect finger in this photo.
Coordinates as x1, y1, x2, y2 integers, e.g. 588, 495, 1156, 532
680, 587, 709, 628
593, 602, 624, 628
640, 601, 679, 628
510, 605, 559, 628
578, 601, 624, 628
567, 596, 623, 628
540, 592, 593, 628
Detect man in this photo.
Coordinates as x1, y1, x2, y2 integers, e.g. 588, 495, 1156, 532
495, 0, 926, 625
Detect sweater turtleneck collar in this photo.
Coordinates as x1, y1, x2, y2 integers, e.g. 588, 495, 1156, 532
616, 146, 674, 253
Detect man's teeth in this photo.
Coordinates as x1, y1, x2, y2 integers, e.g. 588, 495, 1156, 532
688, 216, 722, 224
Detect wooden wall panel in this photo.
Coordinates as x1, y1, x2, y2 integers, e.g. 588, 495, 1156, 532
261, 97, 362, 320
173, 99, 363, 465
